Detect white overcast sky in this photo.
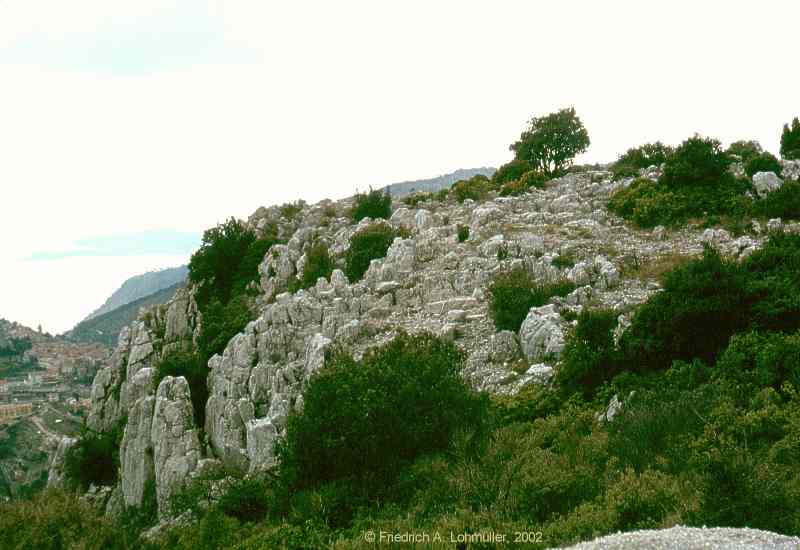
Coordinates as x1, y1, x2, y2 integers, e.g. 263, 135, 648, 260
1, 0, 798, 334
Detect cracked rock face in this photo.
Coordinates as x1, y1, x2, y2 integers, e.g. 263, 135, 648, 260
151, 377, 202, 518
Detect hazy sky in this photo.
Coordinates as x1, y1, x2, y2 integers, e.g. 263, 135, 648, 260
1, 0, 798, 334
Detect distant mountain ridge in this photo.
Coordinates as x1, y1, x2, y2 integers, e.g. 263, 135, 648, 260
66, 282, 185, 347
81, 266, 189, 323
382, 167, 496, 197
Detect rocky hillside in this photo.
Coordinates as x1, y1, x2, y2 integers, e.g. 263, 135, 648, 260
66, 282, 185, 347
78, 266, 188, 324
38, 152, 800, 548
76, 161, 795, 510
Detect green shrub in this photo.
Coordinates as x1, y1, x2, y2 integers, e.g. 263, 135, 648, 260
277, 332, 487, 510
64, 418, 126, 490
278, 201, 303, 221
619, 246, 750, 371
612, 142, 673, 180
555, 309, 620, 398
196, 294, 253, 364
746, 151, 782, 177
620, 234, 800, 373
726, 140, 763, 164
781, 117, 800, 160
754, 181, 800, 220
660, 135, 732, 188
189, 218, 279, 310
715, 331, 800, 390
498, 170, 548, 196
456, 224, 469, 243
402, 191, 433, 207
551, 251, 577, 269
608, 176, 751, 228
492, 159, 533, 186
297, 242, 334, 290
344, 224, 398, 282
488, 267, 575, 331
217, 476, 276, 523
351, 188, 392, 222
154, 350, 209, 428
450, 175, 490, 203
0, 490, 131, 550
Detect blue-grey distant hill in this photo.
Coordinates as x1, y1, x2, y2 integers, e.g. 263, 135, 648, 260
82, 266, 188, 322
382, 167, 496, 198
65, 282, 185, 347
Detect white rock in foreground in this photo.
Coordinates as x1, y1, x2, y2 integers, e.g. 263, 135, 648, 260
558, 525, 800, 550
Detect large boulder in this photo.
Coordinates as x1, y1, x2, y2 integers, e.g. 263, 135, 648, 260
519, 304, 565, 362
753, 171, 783, 198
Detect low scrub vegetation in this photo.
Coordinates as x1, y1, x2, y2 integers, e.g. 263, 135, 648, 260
296, 241, 334, 290
344, 224, 399, 282
492, 158, 533, 186
189, 218, 282, 363
488, 266, 575, 331
155, 350, 208, 428
611, 141, 673, 180
350, 188, 392, 222
11, 233, 800, 546
498, 169, 548, 196
64, 418, 126, 490
449, 174, 491, 203
609, 133, 800, 228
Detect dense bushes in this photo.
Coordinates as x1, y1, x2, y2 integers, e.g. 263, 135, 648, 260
297, 242, 334, 290
0, 490, 132, 550
277, 332, 487, 514
488, 267, 575, 331
498, 170, 548, 197
611, 142, 673, 180
344, 224, 398, 282
608, 135, 750, 228
154, 350, 209, 428
754, 181, 800, 219
401, 191, 433, 207
449, 174, 490, 203
609, 164, 751, 228
660, 135, 732, 188
491, 159, 533, 186
746, 151, 782, 177
781, 117, 800, 159
189, 218, 281, 362
64, 419, 125, 490
555, 309, 620, 398
189, 218, 277, 311
726, 139, 763, 164
620, 234, 800, 372
351, 188, 392, 222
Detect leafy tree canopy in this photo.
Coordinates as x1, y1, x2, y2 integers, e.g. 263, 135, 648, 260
510, 107, 590, 176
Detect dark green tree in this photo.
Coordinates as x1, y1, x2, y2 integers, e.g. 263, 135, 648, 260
509, 107, 590, 176
659, 135, 731, 188
781, 117, 800, 160
726, 140, 763, 164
